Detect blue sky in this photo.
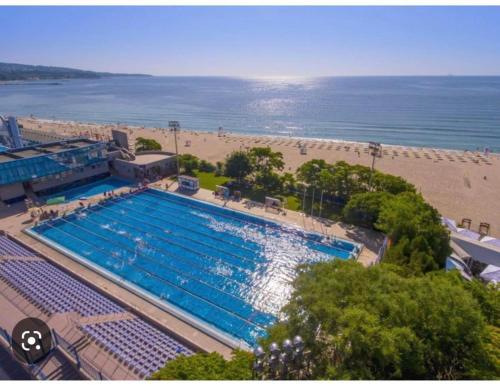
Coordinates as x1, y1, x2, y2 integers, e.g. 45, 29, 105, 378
1, 6, 500, 77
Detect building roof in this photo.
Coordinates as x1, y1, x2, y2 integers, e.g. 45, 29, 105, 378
0, 138, 99, 161
0, 138, 107, 185
129, 153, 175, 165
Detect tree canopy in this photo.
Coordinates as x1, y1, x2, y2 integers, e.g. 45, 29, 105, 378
150, 350, 253, 380
296, 160, 413, 202
223, 151, 253, 182
248, 147, 285, 174
135, 137, 162, 152
179, 153, 199, 175
263, 261, 499, 380
343, 191, 394, 228
376, 192, 450, 274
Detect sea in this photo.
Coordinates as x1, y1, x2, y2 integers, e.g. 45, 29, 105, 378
1, 76, 500, 152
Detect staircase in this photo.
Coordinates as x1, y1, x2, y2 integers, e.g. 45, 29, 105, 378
119, 147, 135, 161
38, 350, 83, 380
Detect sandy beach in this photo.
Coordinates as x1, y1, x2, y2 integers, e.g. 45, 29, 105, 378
18, 117, 500, 237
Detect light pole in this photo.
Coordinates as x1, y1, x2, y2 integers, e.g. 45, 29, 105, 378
252, 335, 307, 380
310, 187, 315, 217
368, 141, 382, 190
169, 121, 181, 179
318, 189, 324, 219
302, 186, 306, 214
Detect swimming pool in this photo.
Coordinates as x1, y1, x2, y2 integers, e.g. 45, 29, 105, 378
44, 176, 131, 202
29, 188, 360, 347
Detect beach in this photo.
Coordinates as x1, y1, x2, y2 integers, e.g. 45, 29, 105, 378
19, 117, 500, 236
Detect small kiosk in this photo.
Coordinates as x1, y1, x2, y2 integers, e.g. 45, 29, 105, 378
178, 175, 200, 192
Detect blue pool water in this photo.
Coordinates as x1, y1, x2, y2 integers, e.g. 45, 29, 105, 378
31, 188, 360, 346
45, 177, 131, 202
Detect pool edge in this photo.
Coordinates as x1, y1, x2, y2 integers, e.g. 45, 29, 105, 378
24, 226, 252, 352
149, 187, 363, 259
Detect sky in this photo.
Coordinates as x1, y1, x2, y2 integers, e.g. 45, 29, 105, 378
1, 6, 500, 77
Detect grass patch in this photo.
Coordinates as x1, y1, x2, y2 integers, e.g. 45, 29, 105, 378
190, 170, 343, 220
193, 170, 231, 191
284, 195, 301, 211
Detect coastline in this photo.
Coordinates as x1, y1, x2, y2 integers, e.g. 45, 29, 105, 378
17, 116, 500, 236
17, 116, 500, 155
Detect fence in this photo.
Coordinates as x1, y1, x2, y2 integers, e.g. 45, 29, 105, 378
52, 329, 107, 380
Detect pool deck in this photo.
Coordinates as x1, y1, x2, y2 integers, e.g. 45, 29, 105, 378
0, 177, 383, 363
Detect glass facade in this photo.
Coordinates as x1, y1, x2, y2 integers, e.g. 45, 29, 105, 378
0, 143, 108, 185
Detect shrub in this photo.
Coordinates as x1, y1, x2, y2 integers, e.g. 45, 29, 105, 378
199, 159, 216, 173
343, 192, 393, 228
150, 350, 253, 380
179, 154, 199, 175
215, 161, 224, 177
263, 261, 497, 380
135, 137, 161, 152
376, 192, 450, 274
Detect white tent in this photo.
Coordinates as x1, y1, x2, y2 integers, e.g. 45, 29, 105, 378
480, 264, 500, 285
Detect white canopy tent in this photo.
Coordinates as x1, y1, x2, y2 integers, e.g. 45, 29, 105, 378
480, 265, 500, 285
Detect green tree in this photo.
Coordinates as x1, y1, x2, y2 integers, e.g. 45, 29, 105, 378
343, 192, 394, 228
223, 151, 253, 183
372, 172, 416, 195
281, 172, 297, 193
135, 137, 162, 152
264, 261, 497, 380
248, 147, 284, 174
254, 171, 283, 193
179, 154, 199, 175
215, 161, 225, 177
376, 192, 450, 274
199, 159, 216, 173
296, 159, 330, 187
150, 350, 253, 380
296, 160, 415, 203
464, 279, 500, 327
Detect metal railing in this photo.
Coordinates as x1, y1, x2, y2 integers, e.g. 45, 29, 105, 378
28, 363, 48, 380
52, 329, 107, 380
0, 326, 11, 345
0, 326, 48, 379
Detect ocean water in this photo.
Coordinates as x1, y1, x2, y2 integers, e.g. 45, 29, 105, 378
1, 76, 500, 151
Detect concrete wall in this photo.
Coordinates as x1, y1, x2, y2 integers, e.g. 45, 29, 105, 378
0, 182, 25, 202
111, 159, 138, 180
30, 162, 109, 192
111, 130, 129, 150
111, 156, 177, 180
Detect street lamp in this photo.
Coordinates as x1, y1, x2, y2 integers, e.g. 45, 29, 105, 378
169, 121, 181, 179
252, 335, 308, 380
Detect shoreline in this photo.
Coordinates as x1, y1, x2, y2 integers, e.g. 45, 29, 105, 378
17, 116, 499, 156
17, 116, 500, 237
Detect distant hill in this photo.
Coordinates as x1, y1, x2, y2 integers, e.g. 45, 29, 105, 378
0, 62, 151, 81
